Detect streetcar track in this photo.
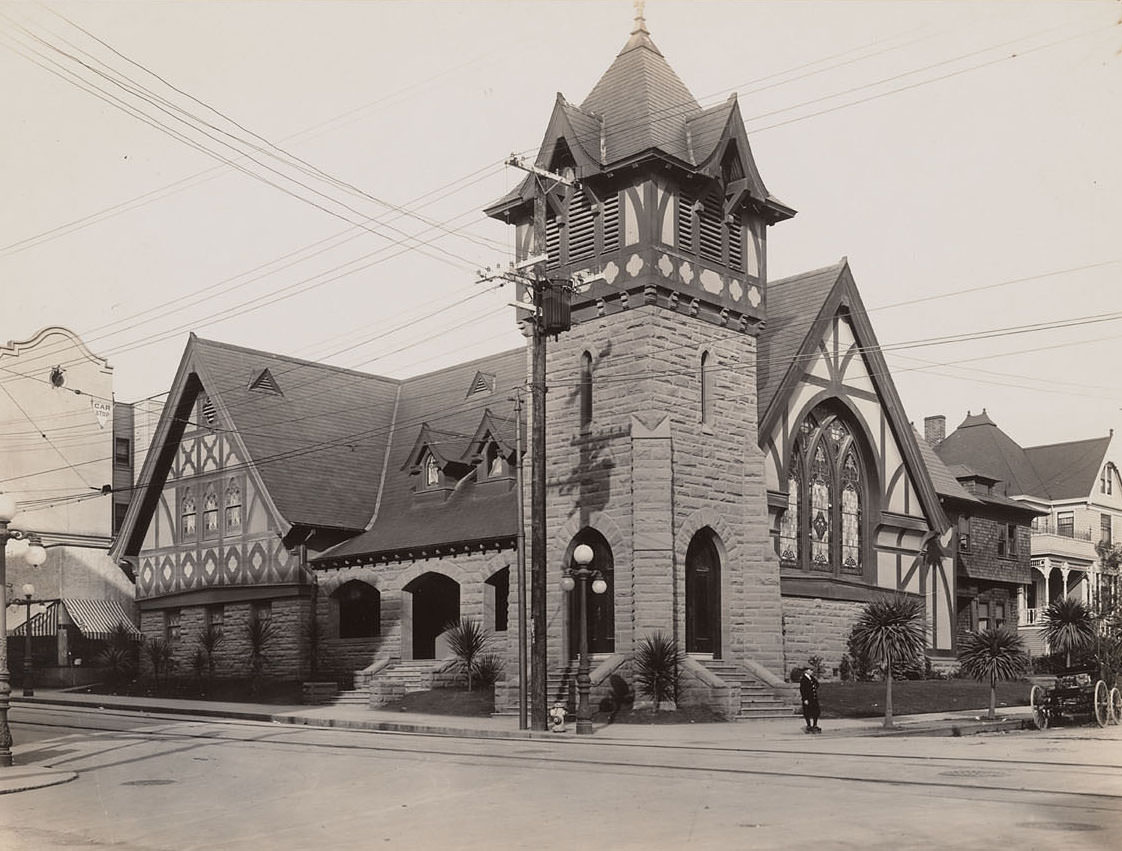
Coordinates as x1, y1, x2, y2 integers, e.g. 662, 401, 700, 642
14, 709, 1122, 805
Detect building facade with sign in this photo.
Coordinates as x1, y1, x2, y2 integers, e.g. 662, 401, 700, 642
1, 326, 138, 675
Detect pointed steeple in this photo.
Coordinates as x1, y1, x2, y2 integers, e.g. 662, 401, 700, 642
579, 5, 700, 164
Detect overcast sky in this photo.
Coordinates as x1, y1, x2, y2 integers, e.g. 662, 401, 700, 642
2, 0, 1120, 449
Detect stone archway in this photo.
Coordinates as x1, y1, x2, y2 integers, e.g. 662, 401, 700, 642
685, 529, 721, 657
402, 572, 459, 660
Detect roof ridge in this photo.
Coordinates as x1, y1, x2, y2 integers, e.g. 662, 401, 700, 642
1024, 435, 1110, 452
768, 258, 847, 288
192, 335, 400, 384
398, 346, 524, 383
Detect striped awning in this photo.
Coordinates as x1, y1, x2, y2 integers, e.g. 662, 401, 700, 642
61, 599, 141, 640
9, 602, 59, 638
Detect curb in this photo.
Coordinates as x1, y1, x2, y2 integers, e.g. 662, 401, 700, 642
14, 695, 281, 724
0, 768, 78, 796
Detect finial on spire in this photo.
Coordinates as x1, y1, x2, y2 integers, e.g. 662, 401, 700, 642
632, 0, 649, 34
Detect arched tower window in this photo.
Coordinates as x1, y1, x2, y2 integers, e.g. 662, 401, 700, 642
779, 407, 869, 577
700, 350, 713, 424
580, 351, 593, 429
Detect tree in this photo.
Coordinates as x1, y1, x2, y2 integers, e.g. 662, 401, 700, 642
1040, 597, 1095, 669
633, 632, 685, 711
848, 595, 926, 728
443, 617, 491, 692
957, 626, 1029, 719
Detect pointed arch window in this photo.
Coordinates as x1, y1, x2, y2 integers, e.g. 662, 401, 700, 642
202, 490, 219, 536
778, 407, 868, 577
225, 479, 242, 531
181, 492, 197, 540
579, 351, 593, 429
485, 441, 506, 478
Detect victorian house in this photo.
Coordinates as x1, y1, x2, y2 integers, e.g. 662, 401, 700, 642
112, 12, 952, 713
928, 411, 1121, 654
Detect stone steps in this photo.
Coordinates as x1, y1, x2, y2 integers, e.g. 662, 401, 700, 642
702, 661, 799, 720
368, 660, 445, 706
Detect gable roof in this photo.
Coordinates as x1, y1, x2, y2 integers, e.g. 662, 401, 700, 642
1024, 436, 1111, 501
113, 335, 400, 557
757, 258, 947, 530
912, 427, 980, 506
757, 260, 846, 418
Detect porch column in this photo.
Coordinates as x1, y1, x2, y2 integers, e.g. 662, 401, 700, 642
1016, 585, 1025, 625
1061, 566, 1070, 600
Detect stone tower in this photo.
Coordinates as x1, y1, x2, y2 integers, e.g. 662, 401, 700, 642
486, 11, 796, 687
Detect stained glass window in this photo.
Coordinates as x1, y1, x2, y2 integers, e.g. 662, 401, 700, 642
779, 408, 867, 578
203, 491, 219, 533
182, 492, 196, 538
423, 454, 440, 487
225, 480, 242, 530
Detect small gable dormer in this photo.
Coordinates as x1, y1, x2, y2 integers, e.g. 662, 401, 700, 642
464, 409, 517, 492
404, 424, 470, 500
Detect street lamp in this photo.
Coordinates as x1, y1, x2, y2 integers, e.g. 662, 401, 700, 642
22, 584, 35, 698
561, 543, 607, 735
0, 492, 48, 766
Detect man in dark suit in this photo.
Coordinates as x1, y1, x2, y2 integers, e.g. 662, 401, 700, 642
800, 666, 821, 733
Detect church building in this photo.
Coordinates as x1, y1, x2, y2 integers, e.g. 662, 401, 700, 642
111, 12, 950, 715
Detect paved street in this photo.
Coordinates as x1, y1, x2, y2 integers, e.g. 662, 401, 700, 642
1, 703, 1120, 850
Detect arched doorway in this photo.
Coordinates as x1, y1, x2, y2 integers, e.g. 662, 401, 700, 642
685, 530, 721, 656
568, 529, 614, 658
403, 572, 459, 659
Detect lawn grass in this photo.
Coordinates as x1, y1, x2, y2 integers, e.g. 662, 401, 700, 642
381, 687, 495, 716
820, 679, 1032, 718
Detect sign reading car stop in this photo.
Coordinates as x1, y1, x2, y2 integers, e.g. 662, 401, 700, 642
92, 398, 112, 429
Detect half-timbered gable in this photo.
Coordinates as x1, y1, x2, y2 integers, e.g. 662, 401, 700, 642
759, 260, 948, 666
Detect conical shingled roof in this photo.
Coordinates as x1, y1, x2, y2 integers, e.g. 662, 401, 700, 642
579, 14, 701, 165
933, 410, 1047, 497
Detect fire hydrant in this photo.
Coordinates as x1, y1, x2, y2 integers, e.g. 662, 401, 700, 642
548, 702, 567, 732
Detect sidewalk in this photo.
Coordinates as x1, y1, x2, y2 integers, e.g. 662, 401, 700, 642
12, 688, 1032, 745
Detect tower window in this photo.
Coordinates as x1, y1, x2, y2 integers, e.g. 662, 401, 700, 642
700, 350, 713, 424
423, 454, 441, 488
580, 351, 593, 429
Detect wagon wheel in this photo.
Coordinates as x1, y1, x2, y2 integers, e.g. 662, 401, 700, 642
1093, 680, 1109, 727
1110, 687, 1122, 726
1030, 684, 1049, 730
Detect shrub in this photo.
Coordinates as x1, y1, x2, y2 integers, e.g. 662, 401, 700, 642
143, 637, 174, 691
838, 655, 853, 682
96, 622, 140, 687
196, 624, 224, 678
247, 617, 277, 694
806, 655, 826, 678
473, 653, 505, 687
633, 631, 685, 711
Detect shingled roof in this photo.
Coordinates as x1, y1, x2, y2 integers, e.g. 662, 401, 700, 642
757, 260, 846, 418
933, 411, 1111, 501
189, 337, 399, 530
113, 335, 527, 563
315, 348, 526, 562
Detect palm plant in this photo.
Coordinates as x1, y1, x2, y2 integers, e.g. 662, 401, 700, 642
96, 621, 140, 688
143, 637, 174, 692
443, 617, 490, 692
958, 626, 1029, 719
1040, 597, 1095, 669
196, 624, 224, 679
247, 617, 277, 694
633, 632, 685, 711
848, 595, 926, 728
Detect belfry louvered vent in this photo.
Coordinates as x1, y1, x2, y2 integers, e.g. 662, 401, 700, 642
545, 217, 560, 268
728, 219, 744, 272
466, 371, 495, 398
249, 368, 283, 396
676, 190, 695, 253
567, 191, 596, 262
601, 192, 620, 253
698, 189, 724, 264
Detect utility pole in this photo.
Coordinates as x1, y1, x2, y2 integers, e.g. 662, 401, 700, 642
482, 156, 576, 731
512, 391, 528, 730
